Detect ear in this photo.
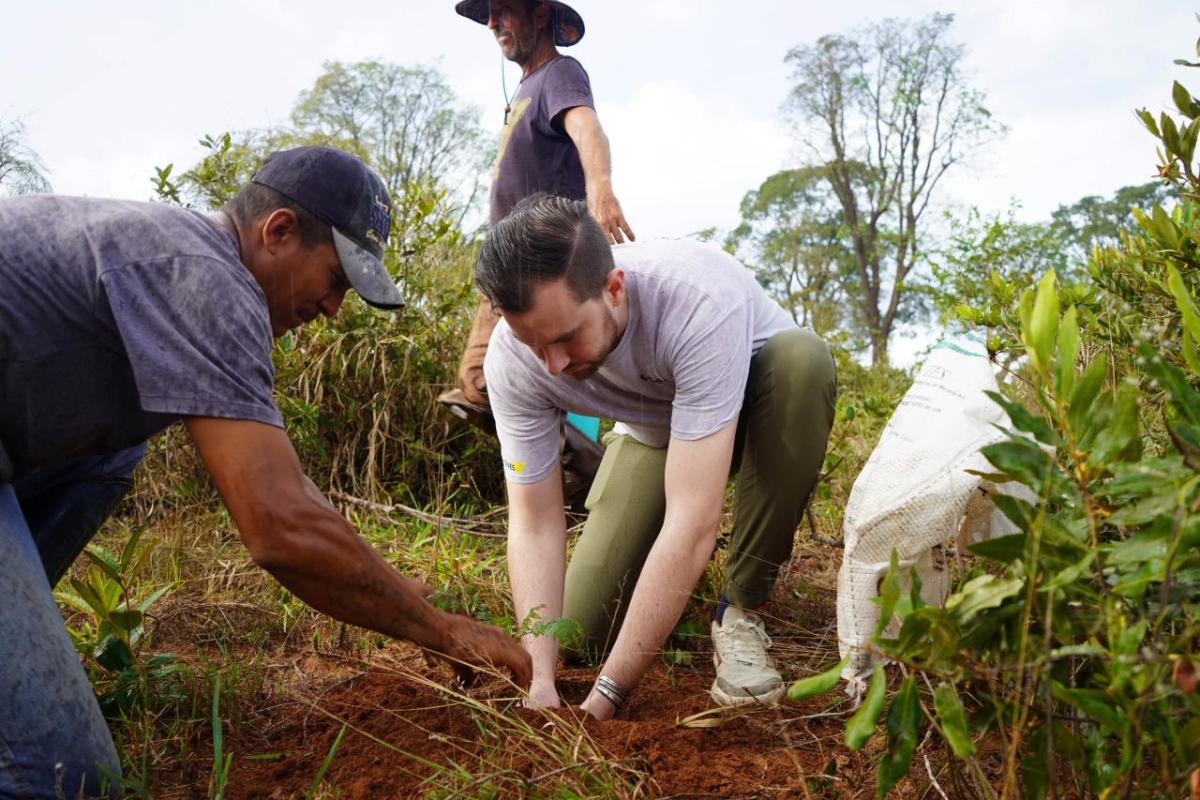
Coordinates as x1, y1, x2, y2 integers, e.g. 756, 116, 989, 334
259, 208, 299, 253
603, 268, 626, 308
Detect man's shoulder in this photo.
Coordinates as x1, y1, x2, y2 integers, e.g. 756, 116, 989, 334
537, 55, 588, 77
98, 200, 236, 266
9, 195, 237, 273
3, 194, 204, 229
528, 55, 592, 96
616, 239, 746, 298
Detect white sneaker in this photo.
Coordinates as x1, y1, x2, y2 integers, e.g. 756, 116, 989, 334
710, 605, 786, 706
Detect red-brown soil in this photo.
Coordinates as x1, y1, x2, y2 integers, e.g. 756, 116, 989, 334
153, 660, 896, 799
141, 549, 940, 798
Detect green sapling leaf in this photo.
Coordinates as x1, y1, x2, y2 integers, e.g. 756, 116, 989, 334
1026, 270, 1059, 373
787, 656, 850, 701
933, 682, 976, 757
846, 666, 887, 752
876, 676, 920, 797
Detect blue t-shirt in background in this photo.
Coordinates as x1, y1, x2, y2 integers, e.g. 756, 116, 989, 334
0, 196, 282, 479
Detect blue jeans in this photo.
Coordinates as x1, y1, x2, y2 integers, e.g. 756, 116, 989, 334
0, 444, 145, 799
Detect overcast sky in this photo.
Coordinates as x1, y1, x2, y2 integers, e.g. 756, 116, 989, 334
4, 0, 1193, 242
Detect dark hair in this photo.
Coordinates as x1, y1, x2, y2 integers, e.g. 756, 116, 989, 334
224, 182, 334, 250
475, 193, 613, 312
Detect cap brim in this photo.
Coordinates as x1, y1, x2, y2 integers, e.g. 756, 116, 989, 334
332, 228, 405, 310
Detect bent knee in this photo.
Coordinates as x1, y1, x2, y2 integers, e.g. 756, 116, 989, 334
762, 329, 837, 400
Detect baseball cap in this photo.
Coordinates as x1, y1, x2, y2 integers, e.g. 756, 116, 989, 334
454, 0, 584, 47
251, 146, 405, 310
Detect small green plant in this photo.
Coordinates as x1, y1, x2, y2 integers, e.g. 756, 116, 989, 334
55, 526, 182, 717
516, 606, 587, 655
210, 673, 234, 800
306, 724, 348, 799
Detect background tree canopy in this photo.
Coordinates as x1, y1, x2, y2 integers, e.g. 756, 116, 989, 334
0, 117, 50, 196
781, 12, 1004, 366
155, 61, 489, 243
726, 165, 859, 346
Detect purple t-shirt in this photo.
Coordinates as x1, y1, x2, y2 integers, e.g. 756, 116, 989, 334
489, 55, 594, 225
0, 196, 282, 479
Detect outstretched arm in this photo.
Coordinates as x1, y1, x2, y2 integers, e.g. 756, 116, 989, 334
184, 416, 532, 689
505, 470, 570, 708
580, 422, 736, 720
562, 105, 635, 244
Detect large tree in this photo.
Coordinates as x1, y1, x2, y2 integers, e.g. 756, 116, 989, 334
289, 60, 491, 218
727, 166, 860, 345
785, 13, 1003, 365
0, 118, 51, 196
157, 61, 489, 247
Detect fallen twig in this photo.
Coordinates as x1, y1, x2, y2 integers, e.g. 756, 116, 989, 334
330, 491, 508, 538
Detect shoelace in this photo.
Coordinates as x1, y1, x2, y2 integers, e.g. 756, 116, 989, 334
718, 618, 774, 666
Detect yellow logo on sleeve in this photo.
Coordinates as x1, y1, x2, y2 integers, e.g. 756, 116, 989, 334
504, 459, 526, 475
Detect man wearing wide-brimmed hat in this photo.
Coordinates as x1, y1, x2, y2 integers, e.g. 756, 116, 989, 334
442, 1, 633, 471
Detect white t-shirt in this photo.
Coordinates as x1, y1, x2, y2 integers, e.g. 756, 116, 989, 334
484, 239, 797, 484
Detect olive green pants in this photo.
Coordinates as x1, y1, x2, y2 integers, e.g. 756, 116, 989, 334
561, 328, 837, 656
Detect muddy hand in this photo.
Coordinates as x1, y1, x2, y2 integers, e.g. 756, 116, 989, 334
523, 679, 562, 709
438, 614, 533, 690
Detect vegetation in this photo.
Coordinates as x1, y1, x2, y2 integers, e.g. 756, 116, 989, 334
0, 116, 50, 195
22, 12, 1198, 799
790, 30, 1200, 800
781, 12, 1004, 366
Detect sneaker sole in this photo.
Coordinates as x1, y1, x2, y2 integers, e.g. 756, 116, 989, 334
709, 679, 786, 707
710, 652, 787, 706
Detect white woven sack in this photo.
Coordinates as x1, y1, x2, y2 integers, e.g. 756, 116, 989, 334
836, 336, 1032, 692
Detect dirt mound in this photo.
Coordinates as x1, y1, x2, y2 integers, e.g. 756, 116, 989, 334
146, 649, 924, 799
142, 560, 935, 797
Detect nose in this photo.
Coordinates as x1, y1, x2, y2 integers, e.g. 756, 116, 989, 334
541, 344, 569, 376
318, 285, 349, 319
487, 2, 502, 29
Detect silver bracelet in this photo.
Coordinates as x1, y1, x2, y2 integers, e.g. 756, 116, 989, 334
594, 675, 630, 709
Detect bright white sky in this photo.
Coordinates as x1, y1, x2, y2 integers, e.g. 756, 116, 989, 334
5, 0, 1194, 241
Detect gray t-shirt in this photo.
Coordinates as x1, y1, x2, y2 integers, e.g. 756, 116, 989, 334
489, 55, 593, 225
0, 196, 282, 479
484, 239, 797, 484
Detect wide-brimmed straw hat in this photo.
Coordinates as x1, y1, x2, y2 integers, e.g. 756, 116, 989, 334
454, 0, 585, 47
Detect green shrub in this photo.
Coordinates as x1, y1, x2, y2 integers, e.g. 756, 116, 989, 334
806, 29, 1200, 799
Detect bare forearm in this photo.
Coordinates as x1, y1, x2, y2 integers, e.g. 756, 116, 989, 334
183, 416, 530, 684
563, 106, 633, 243
254, 486, 447, 651
575, 123, 614, 194
600, 518, 719, 688
508, 525, 567, 679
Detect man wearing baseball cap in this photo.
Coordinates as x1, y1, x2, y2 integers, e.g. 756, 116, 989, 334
441, 0, 632, 501
0, 145, 531, 799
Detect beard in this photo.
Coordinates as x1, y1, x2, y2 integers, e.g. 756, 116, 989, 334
565, 307, 621, 380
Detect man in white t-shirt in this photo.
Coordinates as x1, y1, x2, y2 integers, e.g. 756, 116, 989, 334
480, 194, 837, 718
